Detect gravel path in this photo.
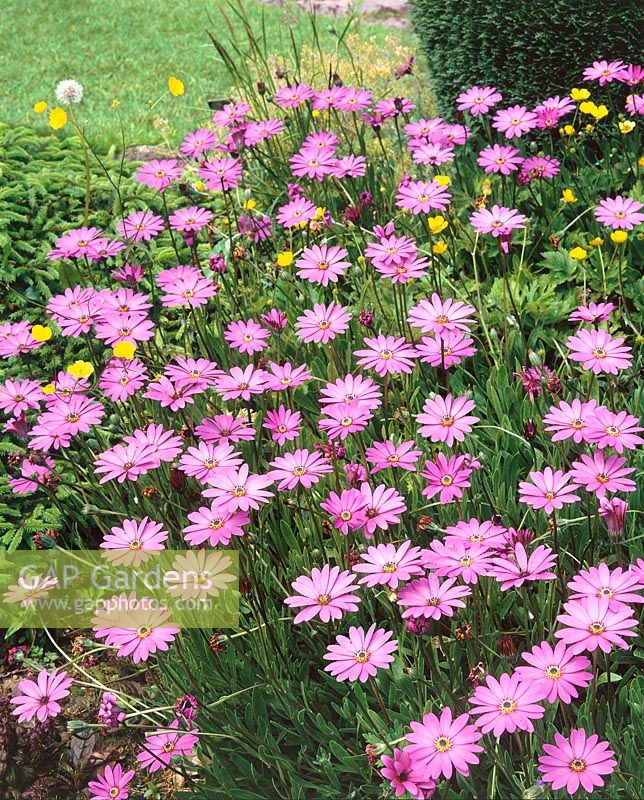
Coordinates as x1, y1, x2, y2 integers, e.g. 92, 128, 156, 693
262, 0, 410, 28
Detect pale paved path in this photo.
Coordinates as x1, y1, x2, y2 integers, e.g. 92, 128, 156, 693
262, 0, 410, 28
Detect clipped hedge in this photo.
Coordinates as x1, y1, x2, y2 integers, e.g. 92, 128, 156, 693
409, 0, 641, 115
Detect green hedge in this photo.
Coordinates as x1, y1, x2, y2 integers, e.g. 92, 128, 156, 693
409, 0, 641, 115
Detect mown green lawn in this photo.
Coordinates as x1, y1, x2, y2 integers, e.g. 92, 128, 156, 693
1, 0, 413, 150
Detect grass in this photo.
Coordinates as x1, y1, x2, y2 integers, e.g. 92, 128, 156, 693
1, 0, 415, 151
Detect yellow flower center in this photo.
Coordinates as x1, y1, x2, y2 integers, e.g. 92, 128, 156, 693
129, 539, 142, 551
355, 649, 370, 663
588, 621, 605, 635
545, 665, 562, 680
162, 742, 176, 753
592, 348, 606, 358
545, 491, 556, 500
499, 699, 517, 714
66, 413, 80, 424
340, 511, 352, 521
459, 556, 473, 567
606, 426, 620, 437
435, 314, 449, 324
232, 486, 247, 497
317, 261, 329, 270
570, 758, 586, 772
318, 320, 330, 330
597, 473, 610, 484
340, 417, 353, 427
209, 519, 224, 529
317, 593, 331, 606
382, 562, 398, 573
434, 736, 452, 752
598, 587, 614, 598
293, 466, 307, 476
387, 454, 400, 462
441, 415, 454, 427
380, 350, 393, 359
441, 475, 453, 486
242, 333, 253, 342
109, 789, 120, 799
571, 419, 584, 429
137, 626, 151, 638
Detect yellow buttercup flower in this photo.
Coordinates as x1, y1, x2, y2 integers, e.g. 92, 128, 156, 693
562, 125, 576, 136
315, 206, 326, 220
591, 104, 609, 120
112, 341, 136, 360
276, 251, 294, 268
49, 107, 67, 130
434, 174, 450, 186
42, 384, 56, 395
579, 101, 596, 115
611, 230, 628, 244
639, 156, 644, 168
195, 180, 205, 192
427, 215, 448, 235
33, 101, 47, 114
242, 198, 257, 210
433, 240, 448, 255
67, 360, 94, 378
561, 189, 576, 203
569, 246, 587, 260
571, 88, 590, 102
168, 76, 185, 96
31, 325, 52, 342
481, 179, 492, 197
585, 124, 595, 134
588, 238, 603, 247
619, 121, 635, 134
311, 109, 320, 118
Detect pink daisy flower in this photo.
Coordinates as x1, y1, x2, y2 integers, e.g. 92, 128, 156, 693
214, 365, 268, 401
295, 302, 352, 344
567, 328, 633, 374
135, 158, 183, 192
93, 442, 158, 484
584, 407, 644, 453
100, 517, 168, 562
477, 144, 523, 175
260, 309, 288, 333
456, 85, 502, 116
538, 729, 617, 795
94, 312, 155, 346
516, 641, 592, 704
295, 243, 351, 286
568, 302, 615, 324
157, 265, 218, 308
405, 707, 484, 780
492, 105, 538, 138
87, 763, 135, 800
273, 83, 315, 109
488, 543, 557, 590
374, 253, 429, 284
409, 141, 455, 165
319, 374, 382, 410
268, 448, 332, 490
469, 204, 527, 237
518, 467, 580, 514
380, 747, 437, 800
164, 357, 221, 391
443, 517, 507, 550
48, 226, 103, 259
567, 563, 644, 609
616, 64, 644, 85
354, 334, 417, 376
94, 609, 180, 663
224, 319, 270, 355
198, 157, 242, 191
9, 458, 56, 495
360, 483, 407, 538
318, 401, 372, 441
116, 210, 164, 242
542, 398, 598, 443
285, 564, 361, 624
408, 293, 476, 334
0, 321, 45, 358
194, 414, 255, 444
183, 505, 249, 547
330, 154, 367, 178
289, 148, 337, 180
143, 377, 201, 411
320, 488, 368, 535
180, 128, 218, 158
416, 393, 479, 447
244, 118, 285, 145
169, 206, 214, 233
323, 624, 397, 682
594, 195, 644, 230
0, 379, 42, 417
263, 362, 312, 392
365, 440, 422, 474
213, 100, 250, 126
583, 59, 626, 84
422, 539, 493, 585
40, 395, 105, 436
520, 155, 560, 180
555, 597, 638, 654
335, 86, 373, 112
469, 673, 545, 736
263, 406, 302, 446
415, 331, 477, 369
202, 464, 273, 512
395, 179, 451, 214
178, 441, 243, 485
136, 720, 199, 772
365, 231, 417, 268
569, 451, 636, 497
353, 540, 424, 589
123, 424, 183, 466
276, 197, 317, 228
421, 453, 480, 504
10, 669, 73, 723
397, 574, 471, 620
